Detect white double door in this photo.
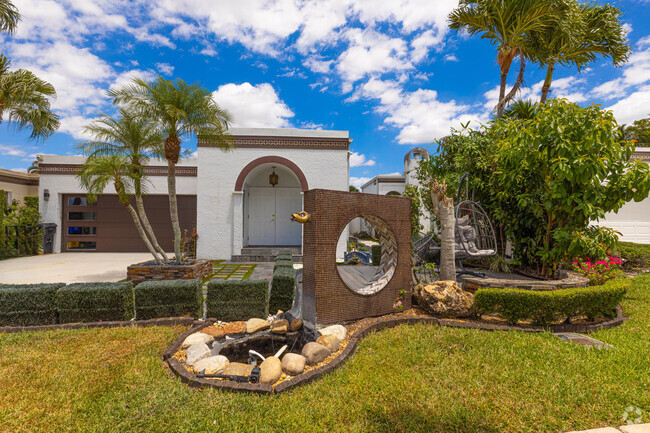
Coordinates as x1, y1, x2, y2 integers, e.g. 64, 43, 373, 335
247, 187, 302, 246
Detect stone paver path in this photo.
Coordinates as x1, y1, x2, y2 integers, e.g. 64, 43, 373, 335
208, 262, 256, 281
555, 332, 613, 349
568, 424, 650, 433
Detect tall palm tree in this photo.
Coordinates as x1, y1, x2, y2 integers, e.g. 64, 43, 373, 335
0, 0, 20, 34
528, 1, 630, 103
502, 98, 537, 120
108, 76, 233, 262
77, 109, 168, 261
76, 154, 163, 264
449, 0, 556, 117
0, 55, 60, 140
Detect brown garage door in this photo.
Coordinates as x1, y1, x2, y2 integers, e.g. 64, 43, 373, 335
62, 194, 197, 252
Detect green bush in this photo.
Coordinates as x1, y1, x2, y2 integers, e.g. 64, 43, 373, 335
270, 266, 295, 314
56, 282, 134, 323
0, 283, 65, 326
134, 279, 202, 320
206, 279, 269, 321
372, 245, 381, 266
612, 241, 650, 269
276, 249, 292, 260
273, 259, 293, 272
474, 279, 629, 325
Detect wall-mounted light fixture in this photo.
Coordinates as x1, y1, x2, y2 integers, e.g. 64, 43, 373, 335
43, 189, 50, 201
269, 166, 279, 187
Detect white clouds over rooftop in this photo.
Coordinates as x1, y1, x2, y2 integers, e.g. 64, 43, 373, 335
212, 82, 294, 128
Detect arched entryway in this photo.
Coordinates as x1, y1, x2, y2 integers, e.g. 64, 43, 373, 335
240, 163, 303, 247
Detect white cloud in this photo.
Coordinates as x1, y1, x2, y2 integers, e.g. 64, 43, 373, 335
9, 168, 28, 172
607, 85, 650, 125
410, 30, 444, 63
444, 54, 458, 62
58, 115, 96, 140
0, 144, 28, 157
212, 82, 294, 128
155, 62, 175, 75
350, 152, 376, 167
303, 57, 334, 74
591, 79, 627, 100
350, 176, 372, 188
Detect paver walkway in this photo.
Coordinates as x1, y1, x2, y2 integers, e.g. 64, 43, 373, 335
555, 332, 613, 349
567, 423, 650, 432
207, 261, 256, 280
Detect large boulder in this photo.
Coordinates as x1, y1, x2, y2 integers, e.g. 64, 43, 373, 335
414, 281, 474, 318
316, 334, 340, 353
302, 342, 331, 365
270, 319, 289, 334
318, 324, 347, 341
222, 362, 253, 377
193, 355, 229, 374
282, 353, 307, 376
182, 332, 214, 349
246, 318, 270, 333
259, 356, 282, 385
185, 343, 211, 367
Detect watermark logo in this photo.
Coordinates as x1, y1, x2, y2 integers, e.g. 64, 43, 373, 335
622, 406, 644, 425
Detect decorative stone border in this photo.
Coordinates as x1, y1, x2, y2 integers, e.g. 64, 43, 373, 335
127, 259, 212, 284
461, 271, 589, 293
164, 308, 626, 395
0, 317, 198, 334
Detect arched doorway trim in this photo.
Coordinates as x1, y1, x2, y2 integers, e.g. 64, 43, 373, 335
235, 156, 309, 192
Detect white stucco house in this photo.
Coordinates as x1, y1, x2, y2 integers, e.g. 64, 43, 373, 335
37, 128, 351, 260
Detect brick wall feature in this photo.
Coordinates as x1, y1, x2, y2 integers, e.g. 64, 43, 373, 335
127, 259, 212, 284
302, 189, 411, 324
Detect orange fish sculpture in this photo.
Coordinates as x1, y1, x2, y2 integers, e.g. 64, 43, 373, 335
291, 211, 311, 224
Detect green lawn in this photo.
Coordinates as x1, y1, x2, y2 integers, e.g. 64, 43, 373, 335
1, 276, 649, 433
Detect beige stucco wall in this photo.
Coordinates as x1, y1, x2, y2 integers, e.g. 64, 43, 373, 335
0, 169, 39, 204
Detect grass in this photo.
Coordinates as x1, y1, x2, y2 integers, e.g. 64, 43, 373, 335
0, 276, 649, 432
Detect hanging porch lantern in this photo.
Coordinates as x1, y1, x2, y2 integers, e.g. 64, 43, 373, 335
269, 166, 279, 187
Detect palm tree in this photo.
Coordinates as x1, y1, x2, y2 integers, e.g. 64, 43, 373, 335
0, 55, 60, 140
449, 0, 556, 117
0, 0, 19, 34
502, 98, 537, 120
27, 159, 38, 173
528, 1, 630, 103
108, 76, 233, 262
76, 154, 163, 264
77, 109, 168, 261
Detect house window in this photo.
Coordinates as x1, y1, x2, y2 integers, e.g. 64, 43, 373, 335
68, 212, 96, 221
68, 197, 95, 206
3, 191, 13, 206
67, 226, 97, 235
67, 241, 96, 250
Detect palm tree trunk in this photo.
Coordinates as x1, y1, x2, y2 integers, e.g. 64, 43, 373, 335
540, 62, 555, 104
430, 182, 456, 280
496, 55, 526, 115
125, 203, 162, 264
167, 159, 182, 262
135, 194, 168, 261
497, 72, 508, 118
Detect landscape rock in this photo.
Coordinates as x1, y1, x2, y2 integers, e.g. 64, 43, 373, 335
281, 353, 307, 376
318, 324, 347, 341
222, 362, 253, 377
316, 334, 340, 352
182, 332, 214, 349
414, 281, 474, 318
246, 318, 270, 333
270, 319, 289, 334
185, 343, 211, 366
223, 321, 246, 335
289, 318, 303, 332
193, 355, 229, 374
200, 325, 226, 339
302, 342, 331, 365
278, 312, 296, 323
259, 356, 282, 385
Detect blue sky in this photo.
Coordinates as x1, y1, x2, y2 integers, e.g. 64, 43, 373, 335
1, 0, 649, 187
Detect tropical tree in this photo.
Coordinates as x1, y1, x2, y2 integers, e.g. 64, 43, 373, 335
109, 76, 233, 262
627, 116, 650, 146
77, 109, 168, 261
528, 1, 630, 103
76, 154, 163, 264
27, 159, 38, 173
502, 98, 537, 120
448, 0, 556, 118
429, 181, 456, 280
0, 0, 19, 34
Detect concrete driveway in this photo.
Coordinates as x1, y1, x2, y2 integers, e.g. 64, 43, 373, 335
0, 253, 159, 284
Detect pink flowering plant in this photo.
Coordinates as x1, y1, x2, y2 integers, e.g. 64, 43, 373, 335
393, 289, 408, 311
572, 255, 623, 285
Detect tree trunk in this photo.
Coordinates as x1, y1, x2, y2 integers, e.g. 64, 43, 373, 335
135, 194, 168, 261
430, 181, 456, 280
497, 72, 508, 118
125, 203, 161, 264
167, 159, 182, 263
496, 55, 526, 115
540, 62, 555, 104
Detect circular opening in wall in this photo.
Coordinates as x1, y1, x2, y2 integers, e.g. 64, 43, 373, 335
336, 215, 398, 295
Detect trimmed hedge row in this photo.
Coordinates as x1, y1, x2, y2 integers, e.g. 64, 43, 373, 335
0, 279, 206, 326
273, 259, 294, 272
276, 249, 293, 261
206, 279, 269, 321
0, 283, 64, 326
270, 262, 296, 314
372, 245, 381, 266
134, 279, 202, 320
57, 282, 135, 323
474, 278, 629, 325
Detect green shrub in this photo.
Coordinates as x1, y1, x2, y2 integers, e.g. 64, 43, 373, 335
206, 279, 269, 321
612, 241, 650, 269
270, 266, 295, 314
474, 279, 629, 325
273, 259, 293, 272
0, 283, 65, 326
276, 249, 292, 260
134, 279, 202, 320
56, 282, 134, 323
372, 245, 381, 266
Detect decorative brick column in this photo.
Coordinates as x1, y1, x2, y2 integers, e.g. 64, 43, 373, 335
302, 189, 412, 324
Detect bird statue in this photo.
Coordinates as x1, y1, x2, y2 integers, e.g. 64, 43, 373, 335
291, 211, 311, 224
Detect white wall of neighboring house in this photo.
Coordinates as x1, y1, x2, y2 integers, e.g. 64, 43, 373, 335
38, 155, 197, 254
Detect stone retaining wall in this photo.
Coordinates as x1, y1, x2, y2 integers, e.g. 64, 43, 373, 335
127, 259, 212, 284
461, 271, 589, 293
